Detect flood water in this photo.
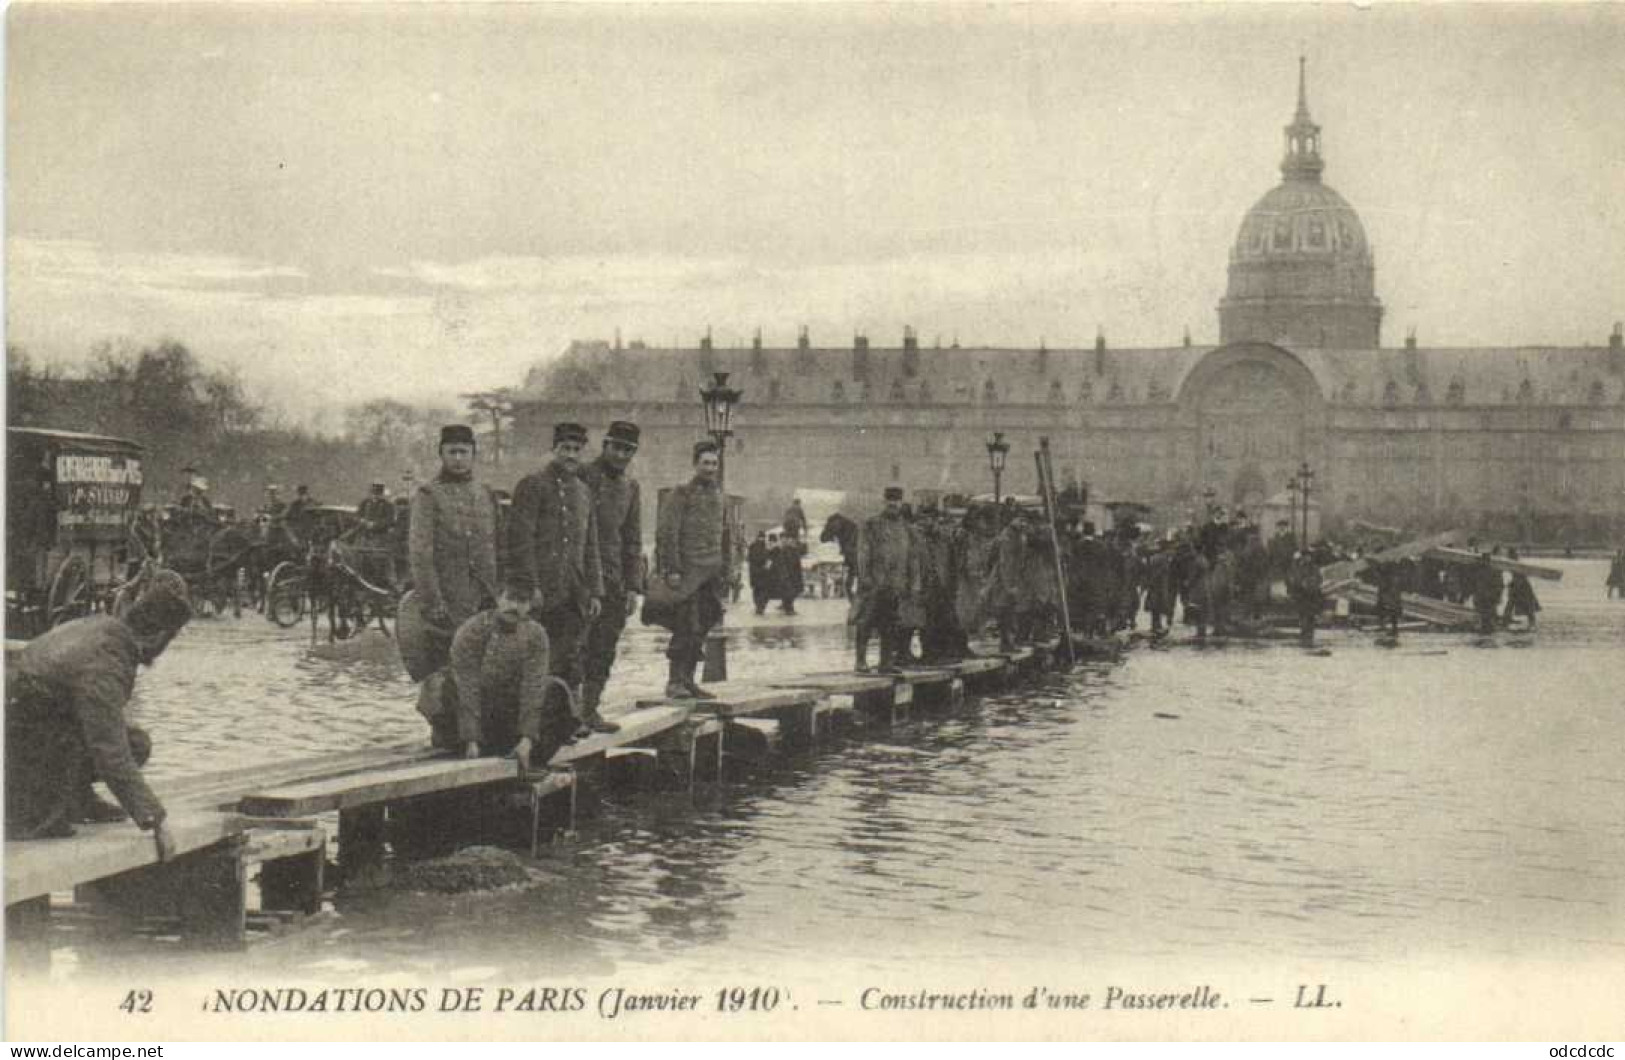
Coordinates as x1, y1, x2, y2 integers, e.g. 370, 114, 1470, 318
69, 561, 1625, 982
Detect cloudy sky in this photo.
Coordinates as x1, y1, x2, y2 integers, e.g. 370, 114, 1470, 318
7, 3, 1624, 419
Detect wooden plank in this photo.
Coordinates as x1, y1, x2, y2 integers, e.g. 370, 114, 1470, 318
242, 824, 325, 863
6, 811, 242, 905
1333, 583, 1477, 627
238, 758, 519, 818
1427, 546, 1563, 581
549, 704, 692, 766
725, 717, 782, 759
1320, 529, 1462, 590
895, 667, 955, 686
161, 741, 440, 810
653, 685, 821, 719
768, 672, 895, 696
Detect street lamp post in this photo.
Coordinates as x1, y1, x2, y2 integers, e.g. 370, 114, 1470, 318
985, 432, 1010, 505
1287, 476, 1302, 548
697, 372, 743, 685
1294, 462, 1315, 544
699, 371, 743, 489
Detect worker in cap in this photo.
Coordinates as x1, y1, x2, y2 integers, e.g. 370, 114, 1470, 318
402, 423, 499, 698
853, 485, 919, 672
504, 422, 604, 753
649, 439, 730, 699
576, 420, 644, 733
6, 571, 193, 862
357, 480, 397, 584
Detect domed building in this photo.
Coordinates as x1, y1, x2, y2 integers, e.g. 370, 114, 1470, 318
506, 65, 1625, 545
1218, 60, 1382, 350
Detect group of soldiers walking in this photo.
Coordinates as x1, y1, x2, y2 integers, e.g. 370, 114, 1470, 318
843, 497, 1343, 669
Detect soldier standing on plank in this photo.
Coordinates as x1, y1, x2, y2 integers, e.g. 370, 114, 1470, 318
506, 422, 605, 731
578, 421, 645, 734
654, 440, 732, 700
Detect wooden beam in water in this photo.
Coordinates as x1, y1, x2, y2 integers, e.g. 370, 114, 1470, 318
725, 717, 782, 761
767, 672, 896, 696
237, 758, 519, 818
6, 811, 243, 906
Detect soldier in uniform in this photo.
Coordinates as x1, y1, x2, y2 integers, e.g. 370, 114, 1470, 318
578, 421, 644, 734
445, 590, 575, 772
405, 425, 500, 728
854, 486, 919, 672
653, 440, 731, 699
1287, 551, 1324, 644
914, 501, 965, 662
953, 503, 1000, 644
507, 422, 604, 730
6, 571, 191, 862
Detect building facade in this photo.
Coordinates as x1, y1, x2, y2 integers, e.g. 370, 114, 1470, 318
508, 71, 1625, 545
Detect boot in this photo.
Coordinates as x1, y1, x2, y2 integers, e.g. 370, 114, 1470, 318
665, 658, 694, 700
577, 681, 620, 735
683, 658, 717, 701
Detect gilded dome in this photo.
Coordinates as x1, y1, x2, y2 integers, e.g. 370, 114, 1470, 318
1231, 181, 1372, 264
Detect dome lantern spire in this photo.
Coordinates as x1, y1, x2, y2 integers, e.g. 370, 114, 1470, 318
1281, 55, 1324, 182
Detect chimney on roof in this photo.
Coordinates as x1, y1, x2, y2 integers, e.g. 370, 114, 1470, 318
1037, 337, 1048, 376
1094, 327, 1106, 376
750, 328, 765, 374
1405, 327, 1417, 351
1182, 325, 1192, 348
853, 332, 870, 382
701, 326, 713, 352
902, 326, 919, 377
798, 325, 810, 352
614, 327, 623, 352
1610, 321, 1623, 374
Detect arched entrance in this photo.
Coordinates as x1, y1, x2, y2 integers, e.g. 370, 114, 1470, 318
1176, 342, 1328, 516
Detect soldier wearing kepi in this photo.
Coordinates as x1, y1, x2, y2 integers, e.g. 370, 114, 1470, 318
654, 440, 732, 699
403, 424, 501, 733
578, 421, 645, 734
854, 486, 919, 673
507, 422, 604, 729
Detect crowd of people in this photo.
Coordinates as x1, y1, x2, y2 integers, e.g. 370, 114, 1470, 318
7, 415, 1596, 865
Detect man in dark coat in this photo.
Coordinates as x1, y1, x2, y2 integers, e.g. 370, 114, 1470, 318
771, 535, 804, 614
1501, 548, 1541, 630
577, 420, 643, 733
507, 422, 604, 728
653, 440, 731, 699
747, 531, 772, 615
1287, 551, 1324, 644
5, 571, 192, 862
1369, 558, 1404, 638
1471, 552, 1503, 634
854, 486, 919, 672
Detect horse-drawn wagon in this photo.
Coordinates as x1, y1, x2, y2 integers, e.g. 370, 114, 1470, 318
5, 427, 146, 638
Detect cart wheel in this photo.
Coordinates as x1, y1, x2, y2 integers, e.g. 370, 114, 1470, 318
47, 557, 91, 628
267, 562, 307, 628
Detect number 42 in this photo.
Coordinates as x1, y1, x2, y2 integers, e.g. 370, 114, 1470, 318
119, 990, 153, 1014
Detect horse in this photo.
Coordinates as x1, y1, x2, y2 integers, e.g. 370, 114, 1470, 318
820, 512, 860, 597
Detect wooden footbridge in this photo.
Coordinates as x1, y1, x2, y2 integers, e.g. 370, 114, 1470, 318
4, 638, 1082, 964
